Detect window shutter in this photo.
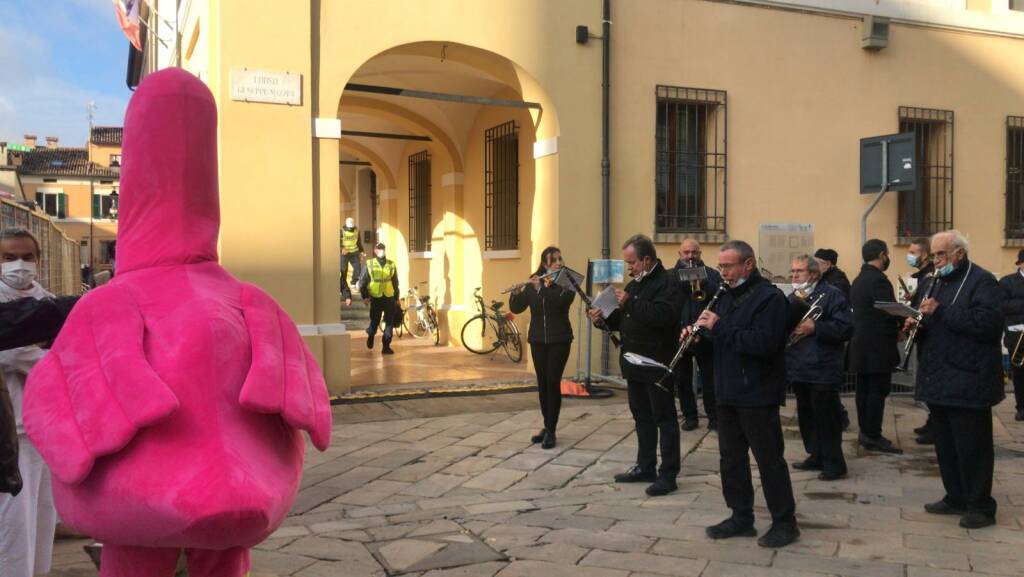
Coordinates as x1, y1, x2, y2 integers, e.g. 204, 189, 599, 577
58, 194, 67, 220
92, 195, 101, 219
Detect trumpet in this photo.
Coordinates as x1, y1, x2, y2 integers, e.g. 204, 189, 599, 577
652, 282, 729, 392
501, 270, 558, 294
677, 260, 708, 302
787, 293, 825, 347
689, 260, 706, 302
1011, 331, 1024, 368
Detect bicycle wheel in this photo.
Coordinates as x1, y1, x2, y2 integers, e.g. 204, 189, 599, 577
405, 306, 429, 339
461, 315, 500, 354
427, 307, 440, 345
502, 320, 523, 362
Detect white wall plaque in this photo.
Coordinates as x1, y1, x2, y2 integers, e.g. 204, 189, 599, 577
758, 223, 814, 283
230, 68, 302, 105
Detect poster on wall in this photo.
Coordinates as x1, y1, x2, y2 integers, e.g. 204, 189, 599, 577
758, 223, 814, 284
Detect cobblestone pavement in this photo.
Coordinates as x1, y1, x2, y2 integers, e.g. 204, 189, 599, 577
51, 392, 1024, 576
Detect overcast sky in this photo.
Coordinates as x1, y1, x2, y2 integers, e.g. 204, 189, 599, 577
0, 0, 131, 147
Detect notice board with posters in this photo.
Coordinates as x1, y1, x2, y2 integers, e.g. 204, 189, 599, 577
758, 224, 814, 283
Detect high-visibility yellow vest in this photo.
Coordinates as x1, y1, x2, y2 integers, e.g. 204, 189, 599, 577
366, 259, 396, 298
341, 228, 359, 253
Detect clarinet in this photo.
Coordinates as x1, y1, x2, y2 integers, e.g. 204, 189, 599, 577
565, 273, 621, 347
897, 275, 942, 372
652, 282, 729, 392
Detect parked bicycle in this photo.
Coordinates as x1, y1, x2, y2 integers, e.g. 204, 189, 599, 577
403, 281, 440, 345
461, 287, 523, 362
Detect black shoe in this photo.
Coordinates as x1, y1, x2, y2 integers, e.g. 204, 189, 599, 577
758, 524, 800, 548
541, 429, 556, 450
1016, 410, 1024, 422
614, 465, 657, 484
915, 433, 935, 445
707, 421, 718, 432
861, 436, 903, 454
791, 458, 823, 471
645, 478, 677, 497
530, 429, 546, 444
681, 418, 699, 431
706, 517, 757, 540
818, 470, 848, 481
366, 333, 375, 349
959, 511, 996, 529
924, 500, 967, 516
382, 346, 395, 355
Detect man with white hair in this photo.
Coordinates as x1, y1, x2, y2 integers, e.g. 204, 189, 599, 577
911, 230, 1004, 529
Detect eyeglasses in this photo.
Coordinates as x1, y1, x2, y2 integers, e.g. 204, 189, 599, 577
933, 248, 958, 259
718, 262, 744, 271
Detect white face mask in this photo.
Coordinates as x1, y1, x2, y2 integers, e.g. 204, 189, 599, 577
345, 218, 355, 228
374, 249, 385, 259
2, 259, 37, 290
792, 281, 811, 292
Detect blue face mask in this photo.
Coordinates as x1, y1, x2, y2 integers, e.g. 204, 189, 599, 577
734, 276, 747, 288
937, 262, 955, 277
906, 254, 919, 268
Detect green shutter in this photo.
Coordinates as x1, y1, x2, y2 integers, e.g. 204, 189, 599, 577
58, 194, 67, 220
92, 195, 101, 219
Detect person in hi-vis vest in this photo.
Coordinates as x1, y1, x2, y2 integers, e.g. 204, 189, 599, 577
340, 217, 364, 306
358, 243, 399, 355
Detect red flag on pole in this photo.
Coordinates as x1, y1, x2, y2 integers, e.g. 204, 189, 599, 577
112, 0, 142, 51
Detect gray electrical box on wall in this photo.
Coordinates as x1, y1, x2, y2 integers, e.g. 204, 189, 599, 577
862, 15, 890, 50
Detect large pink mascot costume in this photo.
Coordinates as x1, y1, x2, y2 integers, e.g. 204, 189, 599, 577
23, 68, 332, 577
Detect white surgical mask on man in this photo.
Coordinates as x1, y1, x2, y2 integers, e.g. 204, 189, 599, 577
374, 249, 385, 259
1, 259, 37, 290
345, 217, 355, 229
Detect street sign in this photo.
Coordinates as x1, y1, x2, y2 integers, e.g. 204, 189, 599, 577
860, 132, 917, 193
230, 68, 302, 105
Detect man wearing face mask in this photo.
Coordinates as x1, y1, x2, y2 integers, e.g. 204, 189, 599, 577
912, 231, 1003, 529
905, 237, 938, 445
359, 242, 399, 355
587, 234, 681, 497
0, 228, 57, 576
999, 250, 1024, 423
688, 240, 798, 548
849, 239, 902, 454
673, 239, 722, 432
340, 217, 364, 307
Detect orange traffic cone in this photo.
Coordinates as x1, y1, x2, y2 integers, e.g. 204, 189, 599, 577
560, 380, 590, 397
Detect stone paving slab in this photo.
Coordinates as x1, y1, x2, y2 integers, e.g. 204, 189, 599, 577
50, 393, 1024, 576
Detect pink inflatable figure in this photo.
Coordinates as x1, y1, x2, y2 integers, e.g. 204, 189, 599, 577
23, 68, 332, 577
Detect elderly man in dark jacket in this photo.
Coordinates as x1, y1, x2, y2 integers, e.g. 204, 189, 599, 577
689, 240, 798, 548
786, 255, 853, 481
998, 249, 1024, 422
913, 230, 1004, 529
850, 239, 902, 454
589, 234, 681, 497
673, 238, 724, 431
814, 248, 851, 300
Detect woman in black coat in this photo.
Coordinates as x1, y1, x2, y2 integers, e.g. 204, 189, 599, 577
509, 246, 575, 449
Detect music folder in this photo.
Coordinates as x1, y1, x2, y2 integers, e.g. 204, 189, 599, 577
874, 301, 920, 319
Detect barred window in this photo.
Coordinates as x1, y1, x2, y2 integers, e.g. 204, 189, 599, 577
897, 106, 954, 239
408, 150, 431, 252
485, 120, 519, 250
655, 86, 726, 234
1007, 116, 1024, 239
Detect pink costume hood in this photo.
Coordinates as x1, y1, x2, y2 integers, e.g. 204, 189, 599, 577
116, 67, 219, 274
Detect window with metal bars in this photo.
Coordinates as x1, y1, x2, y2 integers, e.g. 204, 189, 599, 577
408, 150, 431, 252
655, 86, 727, 234
485, 120, 519, 250
897, 106, 954, 239
1007, 117, 1024, 239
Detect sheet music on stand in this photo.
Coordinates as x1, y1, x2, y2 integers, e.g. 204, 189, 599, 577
874, 301, 920, 319
553, 267, 585, 292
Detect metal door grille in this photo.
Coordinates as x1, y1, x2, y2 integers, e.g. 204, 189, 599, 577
655, 85, 727, 234
897, 106, 954, 238
1007, 117, 1024, 239
485, 120, 519, 250
408, 150, 431, 252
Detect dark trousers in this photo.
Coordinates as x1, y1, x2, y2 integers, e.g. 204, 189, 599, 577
367, 297, 395, 345
929, 404, 997, 516
340, 253, 361, 300
717, 405, 797, 527
675, 347, 716, 423
793, 382, 847, 474
531, 342, 572, 432
855, 372, 892, 439
626, 379, 680, 480
1011, 366, 1024, 411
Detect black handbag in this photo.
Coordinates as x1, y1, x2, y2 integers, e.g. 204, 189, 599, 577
0, 377, 22, 496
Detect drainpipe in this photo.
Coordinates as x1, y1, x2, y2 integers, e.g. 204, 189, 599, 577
600, 0, 611, 376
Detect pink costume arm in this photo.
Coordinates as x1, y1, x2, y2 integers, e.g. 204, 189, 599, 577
237, 284, 332, 451
23, 285, 179, 484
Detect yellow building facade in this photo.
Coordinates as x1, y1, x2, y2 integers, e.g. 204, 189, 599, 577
137, 0, 1024, 391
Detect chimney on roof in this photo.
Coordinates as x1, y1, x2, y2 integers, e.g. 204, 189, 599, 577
46, 136, 59, 149
23, 134, 36, 148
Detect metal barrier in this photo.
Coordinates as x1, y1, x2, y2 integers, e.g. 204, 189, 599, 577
0, 199, 82, 296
